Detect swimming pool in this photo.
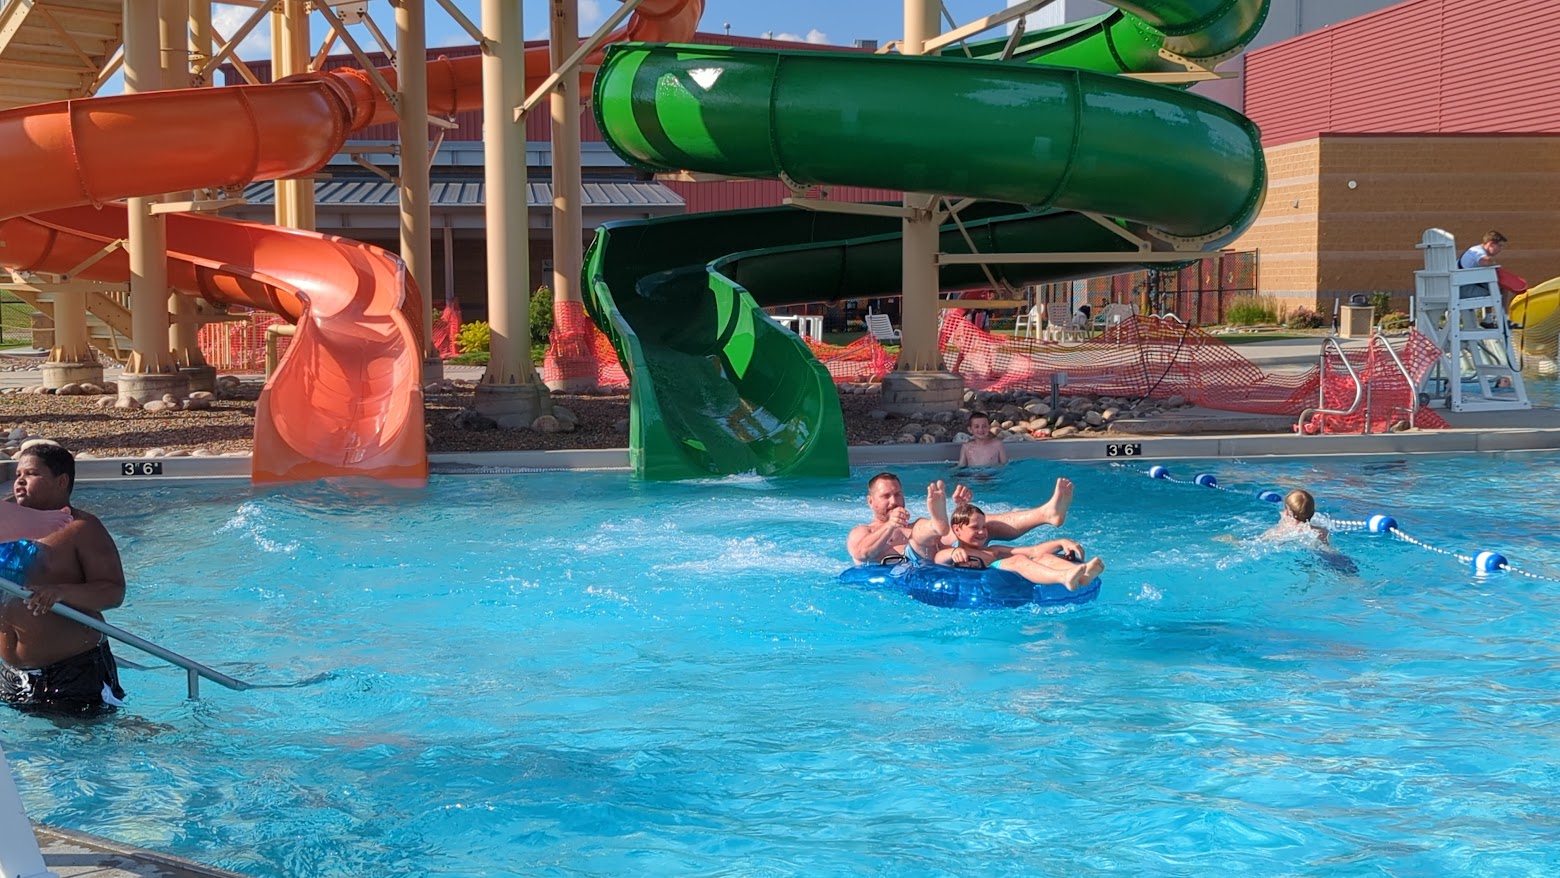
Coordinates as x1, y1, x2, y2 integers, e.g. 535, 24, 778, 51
8, 451, 1560, 877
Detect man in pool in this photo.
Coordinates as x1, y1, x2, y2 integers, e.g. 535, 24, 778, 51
0, 443, 127, 714
935, 504, 1103, 590
846, 472, 1074, 565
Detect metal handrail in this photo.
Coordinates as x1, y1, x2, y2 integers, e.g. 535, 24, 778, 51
1297, 336, 1363, 434
0, 577, 252, 698
1370, 332, 1418, 431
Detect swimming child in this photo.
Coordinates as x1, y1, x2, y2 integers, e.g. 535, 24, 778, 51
933, 503, 1103, 590
957, 411, 1007, 468
1259, 489, 1330, 544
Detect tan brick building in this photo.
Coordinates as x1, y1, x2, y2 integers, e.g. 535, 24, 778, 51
1228, 0, 1560, 314
1233, 135, 1560, 315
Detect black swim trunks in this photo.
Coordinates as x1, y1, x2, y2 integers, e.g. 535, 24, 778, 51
0, 640, 126, 715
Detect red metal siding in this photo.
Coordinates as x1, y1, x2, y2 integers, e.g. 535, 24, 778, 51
1245, 0, 1560, 146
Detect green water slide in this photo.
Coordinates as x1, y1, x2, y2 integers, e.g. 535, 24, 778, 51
586, 0, 1269, 480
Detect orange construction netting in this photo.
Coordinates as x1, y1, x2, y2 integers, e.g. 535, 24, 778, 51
530, 305, 1454, 433
1304, 331, 1449, 434
541, 299, 628, 388
198, 303, 462, 373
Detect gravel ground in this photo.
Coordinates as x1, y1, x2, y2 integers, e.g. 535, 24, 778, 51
0, 360, 899, 458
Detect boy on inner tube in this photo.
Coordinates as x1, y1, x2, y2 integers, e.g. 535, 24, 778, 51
935, 504, 1104, 591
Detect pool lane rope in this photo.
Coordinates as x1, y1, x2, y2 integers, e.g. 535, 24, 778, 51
1143, 465, 1552, 581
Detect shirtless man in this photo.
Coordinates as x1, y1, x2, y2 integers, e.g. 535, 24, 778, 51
847, 473, 952, 565
847, 472, 1075, 565
0, 444, 127, 714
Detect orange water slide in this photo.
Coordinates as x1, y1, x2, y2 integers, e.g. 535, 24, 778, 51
0, 0, 704, 484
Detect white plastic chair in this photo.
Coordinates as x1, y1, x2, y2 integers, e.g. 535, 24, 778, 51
865, 312, 901, 342
1014, 306, 1040, 338
1098, 303, 1136, 329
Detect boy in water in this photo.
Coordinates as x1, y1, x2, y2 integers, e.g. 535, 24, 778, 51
957, 411, 1007, 468
1259, 489, 1330, 544
934, 504, 1103, 591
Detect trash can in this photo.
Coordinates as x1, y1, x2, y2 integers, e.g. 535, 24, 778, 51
1339, 305, 1373, 339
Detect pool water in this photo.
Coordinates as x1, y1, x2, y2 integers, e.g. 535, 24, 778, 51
8, 452, 1560, 877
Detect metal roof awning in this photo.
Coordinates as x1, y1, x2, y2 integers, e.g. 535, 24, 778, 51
240, 179, 684, 209
229, 178, 685, 231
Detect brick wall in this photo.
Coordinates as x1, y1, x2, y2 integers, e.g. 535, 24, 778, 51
1230, 134, 1560, 312
1227, 140, 1319, 313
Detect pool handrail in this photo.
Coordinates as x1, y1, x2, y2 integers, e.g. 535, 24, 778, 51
0, 576, 253, 698
1297, 336, 1364, 434
1368, 332, 1418, 431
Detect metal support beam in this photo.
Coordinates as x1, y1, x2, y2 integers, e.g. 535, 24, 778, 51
313, 2, 399, 108
195, 0, 278, 77
513, 0, 642, 120
922, 0, 1055, 54
431, 0, 486, 49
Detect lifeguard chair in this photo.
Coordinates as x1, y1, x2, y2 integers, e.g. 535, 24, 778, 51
1413, 228, 1528, 412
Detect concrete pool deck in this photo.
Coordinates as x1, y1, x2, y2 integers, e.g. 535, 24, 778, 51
30, 825, 249, 878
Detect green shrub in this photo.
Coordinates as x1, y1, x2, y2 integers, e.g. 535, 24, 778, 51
456, 320, 490, 354
1225, 294, 1277, 326
530, 285, 554, 345
1369, 291, 1393, 322
1378, 310, 1412, 332
1286, 307, 1327, 329
446, 350, 490, 366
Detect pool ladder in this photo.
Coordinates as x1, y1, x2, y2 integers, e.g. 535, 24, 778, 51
1296, 334, 1418, 434
0, 577, 253, 699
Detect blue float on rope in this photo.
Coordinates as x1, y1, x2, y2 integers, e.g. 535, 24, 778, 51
1148, 465, 1169, 479
1257, 490, 1282, 503
1194, 473, 1217, 487
1472, 551, 1507, 575
1367, 514, 1397, 533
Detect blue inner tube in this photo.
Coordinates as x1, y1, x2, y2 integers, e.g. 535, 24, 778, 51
839, 560, 1100, 610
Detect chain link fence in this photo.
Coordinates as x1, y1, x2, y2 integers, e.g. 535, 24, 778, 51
0, 293, 40, 349
1030, 250, 1259, 327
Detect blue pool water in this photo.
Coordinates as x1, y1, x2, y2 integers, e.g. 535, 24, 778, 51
8, 452, 1560, 877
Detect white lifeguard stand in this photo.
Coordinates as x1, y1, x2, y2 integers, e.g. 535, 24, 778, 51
1413, 229, 1529, 412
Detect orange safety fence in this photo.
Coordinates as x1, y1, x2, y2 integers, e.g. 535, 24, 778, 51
198, 302, 462, 372
541, 299, 629, 388
1302, 332, 1449, 434
470, 303, 1449, 434
935, 309, 1318, 413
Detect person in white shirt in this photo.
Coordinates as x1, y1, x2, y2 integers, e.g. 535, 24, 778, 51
1457, 230, 1509, 328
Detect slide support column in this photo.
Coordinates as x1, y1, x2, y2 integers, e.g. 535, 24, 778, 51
881, 0, 964, 414
118, 0, 188, 406
473, 0, 553, 426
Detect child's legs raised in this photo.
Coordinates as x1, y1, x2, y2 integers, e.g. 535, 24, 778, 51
995, 552, 1079, 586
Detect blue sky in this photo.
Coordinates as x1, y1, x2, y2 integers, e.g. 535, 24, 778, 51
203, 1, 1015, 61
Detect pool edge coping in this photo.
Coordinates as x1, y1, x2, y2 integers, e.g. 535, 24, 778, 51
39, 426, 1560, 484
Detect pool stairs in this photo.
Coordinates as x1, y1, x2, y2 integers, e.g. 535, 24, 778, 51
1414, 228, 1529, 412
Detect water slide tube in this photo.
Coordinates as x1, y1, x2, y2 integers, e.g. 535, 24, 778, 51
0, 0, 704, 484
1510, 276, 1560, 373
586, 0, 1269, 480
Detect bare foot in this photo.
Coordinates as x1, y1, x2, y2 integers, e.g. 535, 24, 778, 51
1042, 477, 1074, 527
1065, 556, 1104, 591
